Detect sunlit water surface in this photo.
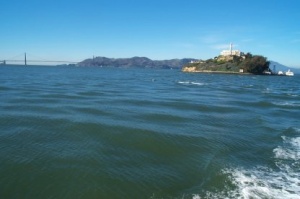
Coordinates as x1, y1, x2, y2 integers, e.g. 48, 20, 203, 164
1, 65, 299, 198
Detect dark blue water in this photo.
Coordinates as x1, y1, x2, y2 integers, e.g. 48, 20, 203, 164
1, 65, 299, 198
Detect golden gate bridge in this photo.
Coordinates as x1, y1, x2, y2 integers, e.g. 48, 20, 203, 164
0, 53, 79, 66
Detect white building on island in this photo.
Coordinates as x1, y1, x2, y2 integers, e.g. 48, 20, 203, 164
220, 43, 242, 57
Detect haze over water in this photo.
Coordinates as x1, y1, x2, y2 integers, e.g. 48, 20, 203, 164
1, 65, 299, 198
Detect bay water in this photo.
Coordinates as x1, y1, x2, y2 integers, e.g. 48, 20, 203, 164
1, 65, 299, 198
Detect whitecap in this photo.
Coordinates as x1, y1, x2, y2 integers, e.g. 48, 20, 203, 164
191, 82, 205, 86
274, 136, 300, 161
287, 93, 298, 97
178, 81, 190, 85
178, 81, 206, 86
272, 101, 300, 107
262, 88, 271, 94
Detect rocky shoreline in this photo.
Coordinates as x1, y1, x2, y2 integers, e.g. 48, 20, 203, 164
182, 66, 251, 74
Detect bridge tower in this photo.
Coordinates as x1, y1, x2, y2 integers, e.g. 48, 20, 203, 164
25, 53, 27, 66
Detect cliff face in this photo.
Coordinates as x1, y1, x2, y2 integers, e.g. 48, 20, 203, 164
182, 54, 270, 74
182, 66, 197, 72
78, 56, 197, 69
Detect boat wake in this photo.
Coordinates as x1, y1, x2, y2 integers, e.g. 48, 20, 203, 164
200, 128, 300, 199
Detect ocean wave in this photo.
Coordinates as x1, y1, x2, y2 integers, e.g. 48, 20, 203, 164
262, 87, 271, 94
287, 93, 299, 97
273, 101, 300, 107
274, 136, 300, 160
177, 81, 206, 86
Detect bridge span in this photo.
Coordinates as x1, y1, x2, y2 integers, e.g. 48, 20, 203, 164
1, 53, 79, 66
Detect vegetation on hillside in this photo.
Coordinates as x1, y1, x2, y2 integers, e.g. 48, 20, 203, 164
183, 53, 270, 74
78, 56, 197, 69
242, 53, 270, 74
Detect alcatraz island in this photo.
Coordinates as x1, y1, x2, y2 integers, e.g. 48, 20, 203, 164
182, 43, 277, 75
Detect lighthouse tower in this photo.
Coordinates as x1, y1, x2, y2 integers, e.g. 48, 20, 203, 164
220, 43, 241, 57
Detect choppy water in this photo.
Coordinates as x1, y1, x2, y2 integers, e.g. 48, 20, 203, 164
0, 65, 299, 199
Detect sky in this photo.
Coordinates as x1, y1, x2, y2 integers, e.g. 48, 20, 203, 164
1, 0, 300, 67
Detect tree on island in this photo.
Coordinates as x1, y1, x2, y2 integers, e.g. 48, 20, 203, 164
242, 53, 270, 74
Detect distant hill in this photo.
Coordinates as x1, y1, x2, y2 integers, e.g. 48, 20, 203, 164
78, 56, 197, 69
270, 61, 300, 74
77, 56, 300, 74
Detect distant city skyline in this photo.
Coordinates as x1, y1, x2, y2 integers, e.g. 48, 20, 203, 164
1, 0, 300, 68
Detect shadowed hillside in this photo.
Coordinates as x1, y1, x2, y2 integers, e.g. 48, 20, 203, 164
78, 56, 197, 69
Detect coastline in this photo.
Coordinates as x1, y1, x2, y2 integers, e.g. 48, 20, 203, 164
182, 70, 251, 75
182, 69, 295, 76
182, 67, 251, 75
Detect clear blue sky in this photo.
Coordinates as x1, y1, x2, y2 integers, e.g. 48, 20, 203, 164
1, 0, 300, 67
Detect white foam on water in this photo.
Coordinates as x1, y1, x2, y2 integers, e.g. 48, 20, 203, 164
220, 166, 300, 199
262, 88, 271, 94
274, 136, 300, 161
178, 81, 206, 86
192, 194, 201, 199
287, 93, 298, 97
272, 101, 300, 107
200, 128, 300, 199
191, 82, 205, 86
178, 81, 190, 84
